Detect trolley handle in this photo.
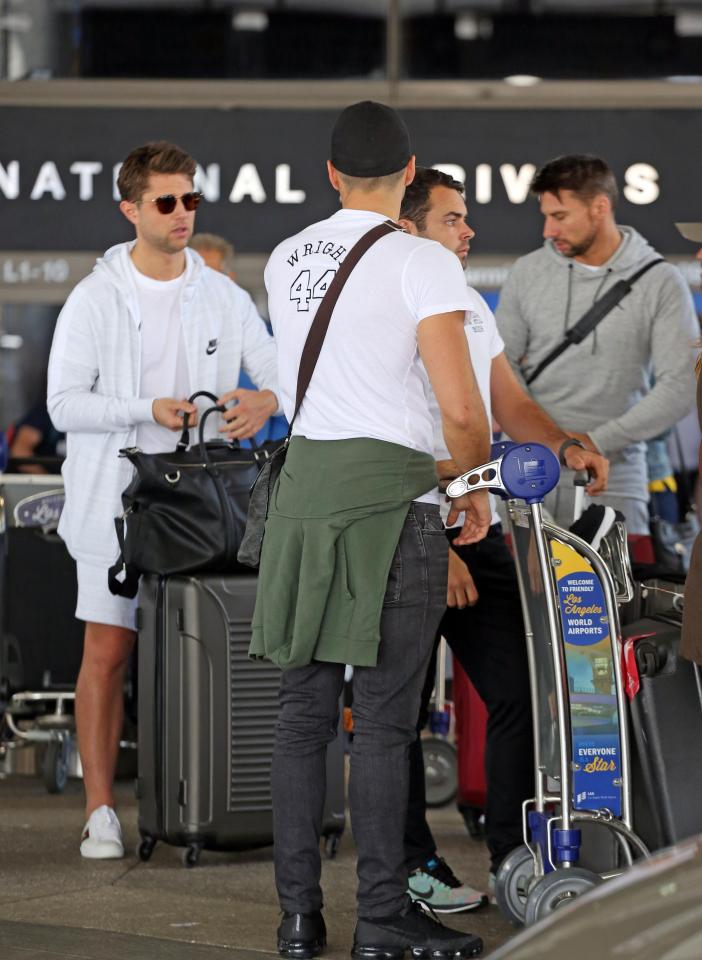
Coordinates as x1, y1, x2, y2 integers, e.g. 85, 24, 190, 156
446, 442, 561, 506
573, 469, 590, 522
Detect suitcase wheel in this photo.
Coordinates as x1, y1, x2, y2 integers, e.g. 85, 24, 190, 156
138, 836, 157, 862
324, 833, 341, 860
524, 867, 601, 925
42, 739, 69, 795
421, 737, 457, 808
494, 844, 536, 926
183, 843, 203, 868
635, 640, 664, 677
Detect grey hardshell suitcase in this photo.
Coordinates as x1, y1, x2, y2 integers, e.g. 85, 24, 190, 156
136, 573, 345, 867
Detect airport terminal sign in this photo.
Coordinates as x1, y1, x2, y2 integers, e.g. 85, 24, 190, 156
0, 106, 699, 255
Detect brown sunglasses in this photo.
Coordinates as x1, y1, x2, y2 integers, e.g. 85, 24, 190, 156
136, 191, 203, 215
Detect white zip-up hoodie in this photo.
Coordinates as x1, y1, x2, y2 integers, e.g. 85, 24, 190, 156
47, 241, 279, 566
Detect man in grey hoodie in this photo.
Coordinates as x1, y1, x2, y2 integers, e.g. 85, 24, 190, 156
496, 154, 698, 534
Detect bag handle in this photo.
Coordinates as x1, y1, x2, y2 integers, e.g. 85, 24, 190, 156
176, 390, 220, 450
177, 390, 263, 453
197, 404, 226, 467
287, 220, 400, 435
526, 258, 665, 386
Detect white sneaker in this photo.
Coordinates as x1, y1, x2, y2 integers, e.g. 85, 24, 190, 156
80, 805, 125, 859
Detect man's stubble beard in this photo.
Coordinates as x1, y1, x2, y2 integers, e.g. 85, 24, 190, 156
155, 234, 191, 256
560, 224, 599, 260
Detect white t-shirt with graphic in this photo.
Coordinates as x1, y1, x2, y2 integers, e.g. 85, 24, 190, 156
264, 209, 472, 501
426, 286, 505, 527
131, 259, 191, 454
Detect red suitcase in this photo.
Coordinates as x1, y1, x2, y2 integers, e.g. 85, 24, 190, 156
453, 659, 488, 837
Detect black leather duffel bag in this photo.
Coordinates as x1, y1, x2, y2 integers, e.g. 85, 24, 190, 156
108, 390, 278, 598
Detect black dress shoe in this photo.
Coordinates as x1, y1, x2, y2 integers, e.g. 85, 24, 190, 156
352, 900, 482, 960
277, 910, 327, 959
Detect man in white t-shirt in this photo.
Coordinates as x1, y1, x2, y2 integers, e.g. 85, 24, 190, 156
260, 102, 490, 960
398, 167, 608, 903
47, 141, 280, 860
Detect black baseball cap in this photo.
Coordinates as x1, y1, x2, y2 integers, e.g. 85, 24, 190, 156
330, 101, 411, 178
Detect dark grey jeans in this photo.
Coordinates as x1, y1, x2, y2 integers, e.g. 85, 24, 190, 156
271, 502, 448, 919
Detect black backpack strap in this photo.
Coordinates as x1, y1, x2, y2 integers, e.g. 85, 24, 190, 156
526, 258, 665, 387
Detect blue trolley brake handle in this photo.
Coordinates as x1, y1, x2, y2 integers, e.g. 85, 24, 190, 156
445, 441, 561, 506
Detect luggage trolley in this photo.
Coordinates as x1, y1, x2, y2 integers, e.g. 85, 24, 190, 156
0, 475, 80, 791
446, 442, 650, 927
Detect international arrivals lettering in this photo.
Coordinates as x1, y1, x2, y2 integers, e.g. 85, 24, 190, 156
0, 161, 308, 204
433, 161, 660, 206
0, 159, 661, 207
0, 104, 696, 253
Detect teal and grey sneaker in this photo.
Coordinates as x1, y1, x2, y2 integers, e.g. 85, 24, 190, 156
408, 857, 487, 914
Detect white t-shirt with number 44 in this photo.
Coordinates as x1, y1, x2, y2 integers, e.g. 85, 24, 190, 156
264, 209, 472, 469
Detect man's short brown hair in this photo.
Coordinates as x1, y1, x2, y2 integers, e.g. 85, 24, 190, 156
400, 167, 465, 232
117, 141, 197, 202
530, 154, 619, 208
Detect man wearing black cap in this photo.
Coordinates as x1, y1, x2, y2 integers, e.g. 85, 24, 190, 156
254, 101, 489, 959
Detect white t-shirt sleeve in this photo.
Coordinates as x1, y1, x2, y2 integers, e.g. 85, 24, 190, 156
402, 241, 471, 324
471, 289, 505, 360
235, 285, 280, 401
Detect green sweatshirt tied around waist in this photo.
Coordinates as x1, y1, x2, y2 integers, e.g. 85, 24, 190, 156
249, 436, 437, 670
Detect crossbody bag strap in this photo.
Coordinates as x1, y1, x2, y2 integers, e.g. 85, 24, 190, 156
671, 425, 695, 516
287, 219, 399, 434
526, 257, 665, 386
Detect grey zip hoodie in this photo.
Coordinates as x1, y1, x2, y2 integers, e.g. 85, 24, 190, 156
496, 226, 698, 498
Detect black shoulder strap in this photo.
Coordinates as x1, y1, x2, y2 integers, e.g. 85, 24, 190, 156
671, 425, 694, 516
107, 516, 140, 598
525, 258, 665, 387
288, 220, 399, 434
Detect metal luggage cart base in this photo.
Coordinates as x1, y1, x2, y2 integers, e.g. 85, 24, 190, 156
447, 443, 650, 927
1, 691, 78, 793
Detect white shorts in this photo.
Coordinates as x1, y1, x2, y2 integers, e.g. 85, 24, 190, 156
75, 561, 138, 631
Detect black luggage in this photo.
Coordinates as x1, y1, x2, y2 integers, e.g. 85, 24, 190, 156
3, 527, 84, 691
0, 479, 83, 695
623, 600, 702, 852
136, 573, 346, 866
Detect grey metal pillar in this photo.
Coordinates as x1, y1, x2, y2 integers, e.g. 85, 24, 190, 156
386, 0, 401, 102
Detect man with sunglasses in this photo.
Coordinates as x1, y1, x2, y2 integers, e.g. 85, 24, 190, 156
47, 140, 279, 859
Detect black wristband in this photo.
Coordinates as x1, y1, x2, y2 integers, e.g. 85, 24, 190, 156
558, 438, 586, 466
